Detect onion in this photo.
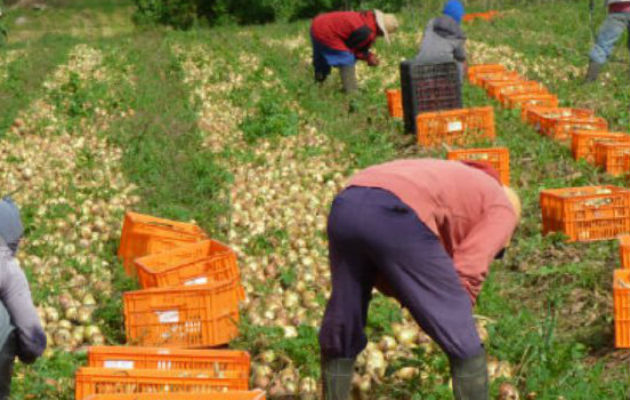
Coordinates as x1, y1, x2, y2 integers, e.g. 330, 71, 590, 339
498, 382, 520, 400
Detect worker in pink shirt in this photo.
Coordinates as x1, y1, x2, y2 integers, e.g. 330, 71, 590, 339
319, 159, 521, 400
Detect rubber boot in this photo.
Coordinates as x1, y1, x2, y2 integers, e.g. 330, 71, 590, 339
339, 65, 358, 93
321, 357, 354, 400
0, 332, 17, 400
585, 61, 603, 83
450, 351, 489, 400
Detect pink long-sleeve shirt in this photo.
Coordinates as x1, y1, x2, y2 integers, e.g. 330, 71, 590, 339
347, 159, 518, 303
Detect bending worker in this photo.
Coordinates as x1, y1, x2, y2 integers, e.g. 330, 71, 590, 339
585, 0, 630, 82
416, 0, 468, 82
310, 9, 399, 93
319, 159, 521, 400
0, 197, 47, 399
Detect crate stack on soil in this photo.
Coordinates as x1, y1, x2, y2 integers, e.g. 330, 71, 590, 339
74, 212, 256, 399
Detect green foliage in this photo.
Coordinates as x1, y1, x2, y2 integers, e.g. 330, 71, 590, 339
133, 0, 408, 28
240, 90, 299, 143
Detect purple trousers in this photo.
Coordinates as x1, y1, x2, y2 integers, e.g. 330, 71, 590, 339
319, 186, 482, 360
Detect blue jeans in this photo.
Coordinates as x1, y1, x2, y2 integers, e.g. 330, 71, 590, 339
310, 33, 356, 81
589, 12, 630, 64
319, 187, 482, 360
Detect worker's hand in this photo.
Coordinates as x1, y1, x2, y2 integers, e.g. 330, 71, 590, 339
367, 53, 379, 67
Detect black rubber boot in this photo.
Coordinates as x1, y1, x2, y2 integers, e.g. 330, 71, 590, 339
0, 332, 17, 400
339, 65, 358, 93
321, 357, 354, 400
585, 61, 603, 83
450, 351, 489, 400
315, 70, 327, 83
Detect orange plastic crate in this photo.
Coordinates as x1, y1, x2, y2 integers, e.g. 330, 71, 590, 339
540, 186, 630, 242
467, 64, 506, 85
486, 80, 543, 101
84, 391, 266, 400
619, 235, 630, 269
134, 240, 243, 297
541, 116, 608, 143
505, 92, 558, 112
416, 106, 495, 147
571, 130, 630, 163
75, 367, 248, 400
88, 346, 250, 375
614, 269, 630, 348
124, 281, 240, 348
524, 107, 595, 132
594, 142, 630, 176
477, 71, 522, 90
463, 10, 499, 22
118, 212, 208, 277
447, 147, 510, 185
386, 89, 402, 118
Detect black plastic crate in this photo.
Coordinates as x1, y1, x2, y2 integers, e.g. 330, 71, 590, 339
400, 61, 462, 134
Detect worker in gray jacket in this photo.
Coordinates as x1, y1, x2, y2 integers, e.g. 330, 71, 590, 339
0, 197, 47, 399
586, 0, 630, 81
415, 0, 467, 82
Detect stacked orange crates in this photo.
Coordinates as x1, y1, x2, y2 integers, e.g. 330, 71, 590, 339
75, 212, 251, 399
416, 106, 495, 147
446, 147, 510, 185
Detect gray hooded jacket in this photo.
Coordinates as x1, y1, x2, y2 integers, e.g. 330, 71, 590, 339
415, 16, 467, 66
0, 240, 46, 363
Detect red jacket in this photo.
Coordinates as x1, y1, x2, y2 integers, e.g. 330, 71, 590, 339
311, 11, 379, 60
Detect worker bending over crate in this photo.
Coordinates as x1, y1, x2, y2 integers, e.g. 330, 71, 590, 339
416, 0, 468, 82
319, 159, 521, 400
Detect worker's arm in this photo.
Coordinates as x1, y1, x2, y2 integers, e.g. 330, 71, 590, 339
452, 204, 517, 304
0, 247, 46, 364
344, 25, 377, 62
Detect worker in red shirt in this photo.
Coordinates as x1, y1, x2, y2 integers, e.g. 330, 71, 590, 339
310, 10, 399, 93
319, 159, 521, 400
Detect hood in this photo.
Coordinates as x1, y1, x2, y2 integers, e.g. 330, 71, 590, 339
433, 16, 466, 40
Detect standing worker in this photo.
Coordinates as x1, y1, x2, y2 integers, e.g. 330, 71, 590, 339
310, 9, 399, 93
415, 0, 468, 82
0, 197, 47, 399
585, 0, 630, 82
319, 159, 521, 400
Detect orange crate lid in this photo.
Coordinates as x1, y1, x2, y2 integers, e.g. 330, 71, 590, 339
88, 346, 250, 374
84, 391, 266, 400
416, 106, 495, 147
75, 367, 249, 400
134, 240, 242, 295
446, 147, 510, 185
614, 269, 630, 348
118, 212, 208, 277
123, 281, 241, 348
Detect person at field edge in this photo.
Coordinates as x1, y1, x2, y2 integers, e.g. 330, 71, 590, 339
415, 0, 468, 82
0, 197, 47, 399
585, 0, 630, 81
319, 159, 521, 400
310, 9, 399, 93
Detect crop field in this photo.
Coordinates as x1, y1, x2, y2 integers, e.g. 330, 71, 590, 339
0, 0, 629, 399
